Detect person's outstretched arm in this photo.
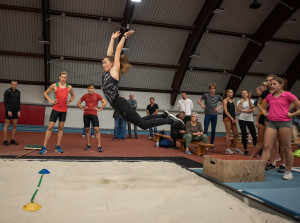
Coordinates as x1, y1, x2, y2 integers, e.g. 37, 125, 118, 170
107, 31, 121, 56
110, 30, 134, 81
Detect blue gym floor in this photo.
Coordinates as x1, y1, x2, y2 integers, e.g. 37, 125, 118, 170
191, 168, 300, 218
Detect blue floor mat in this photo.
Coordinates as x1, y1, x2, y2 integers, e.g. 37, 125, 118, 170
191, 168, 300, 217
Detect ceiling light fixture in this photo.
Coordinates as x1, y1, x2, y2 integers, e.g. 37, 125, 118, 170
38, 38, 49, 45
190, 53, 200, 58
252, 59, 263, 64
131, 0, 142, 2
47, 57, 64, 64
46, 13, 65, 21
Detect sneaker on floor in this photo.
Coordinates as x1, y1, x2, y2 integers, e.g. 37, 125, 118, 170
185, 150, 192, 155
244, 150, 249, 156
282, 171, 293, 180
39, 146, 47, 155
84, 145, 91, 150
277, 164, 286, 173
55, 145, 63, 153
225, 148, 234, 155
3, 140, 9, 146
233, 148, 243, 154
10, 139, 19, 145
207, 147, 215, 152
82, 135, 85, 138
91, 135, 95, 138
265, 163, 276, 171
148, 136, 153, 140
98, 147, 103, 152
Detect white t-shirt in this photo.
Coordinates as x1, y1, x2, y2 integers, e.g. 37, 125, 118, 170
177, 98, 193, 116
237, 99, 254, 122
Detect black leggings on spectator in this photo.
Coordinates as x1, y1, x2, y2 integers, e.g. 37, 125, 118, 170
238, 120, 257, 150
171, 130, 184, 147
111, 97, 173, 130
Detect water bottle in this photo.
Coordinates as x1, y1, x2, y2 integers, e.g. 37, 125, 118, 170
155, 140, 159, 147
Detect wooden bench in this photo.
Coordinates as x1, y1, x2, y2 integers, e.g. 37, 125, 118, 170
153, 133, 214, 156
178, 139, 214, 156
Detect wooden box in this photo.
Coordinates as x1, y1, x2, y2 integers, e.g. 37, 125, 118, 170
203, 155, 265, 183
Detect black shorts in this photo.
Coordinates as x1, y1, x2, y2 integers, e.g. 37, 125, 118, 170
5, 110, 18, 120
49, 109, 67, 122
83, 115, 99, 128
258, 115, 265, 126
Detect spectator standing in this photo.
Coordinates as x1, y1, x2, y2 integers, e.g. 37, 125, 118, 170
197, 83, 223, 150
3, 80, 21, 146
177, 92, 193, 121
146, 97, 159, 139
127, 94, 138, 139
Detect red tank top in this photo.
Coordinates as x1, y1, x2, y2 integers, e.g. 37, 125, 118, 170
53, 83, 69, 112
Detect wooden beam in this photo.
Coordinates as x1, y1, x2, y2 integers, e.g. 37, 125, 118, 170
285, 53, 300, 90
170, 0, 223, 105
226, 0, 300, 93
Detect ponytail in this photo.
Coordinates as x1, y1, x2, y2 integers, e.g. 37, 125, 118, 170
120, 54, 132, 74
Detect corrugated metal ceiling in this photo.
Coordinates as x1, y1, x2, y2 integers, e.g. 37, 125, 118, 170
208, 0, 278, 34
126, 24, 189, 65
0, 55, 43, 81
132, 0, 205, 26
50, 0, 126, 18
249, 41, 300, 74
190, 32, 248, 70
0, 10, 43, 53
180, 70, 230, 93
0, 0, 40, 8
236, 75, 266, 95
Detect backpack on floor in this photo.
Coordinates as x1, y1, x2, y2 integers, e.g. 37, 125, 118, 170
159, 139, 172, 148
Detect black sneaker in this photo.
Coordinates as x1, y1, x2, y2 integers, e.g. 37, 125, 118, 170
168, 114, 184, 128
128, 135, 132, 139
98, 147, 103, 152
84, 145, 91, 150
265, 163, 276, 171
277, 164, 286, 173
10, 140, 19, 145
244, 150, 248, 156
163, 110, 170, 118
3, 140, 9, 146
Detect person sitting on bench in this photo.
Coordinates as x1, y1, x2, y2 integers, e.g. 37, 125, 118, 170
170, 111, 188, 149
183, 112, 208, 155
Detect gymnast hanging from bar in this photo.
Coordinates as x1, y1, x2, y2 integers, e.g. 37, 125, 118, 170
101, 30, 184, 130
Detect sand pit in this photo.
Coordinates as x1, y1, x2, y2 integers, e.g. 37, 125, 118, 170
0, 159, 292, 223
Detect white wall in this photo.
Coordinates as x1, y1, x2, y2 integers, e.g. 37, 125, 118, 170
0, 83, 257, 133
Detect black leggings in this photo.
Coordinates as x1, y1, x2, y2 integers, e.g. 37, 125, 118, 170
111, 97, 172, 130
238, 120, 257, 150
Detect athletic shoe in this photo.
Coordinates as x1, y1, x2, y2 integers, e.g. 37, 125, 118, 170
3, 140, 9, 146
244, 150, 249, 156
164, 110, 170, 118
233, 148, 244, 154
10, 140, 19, 145
225, 148, 234, 155
277, 164, 286, 173
185, 150, 192, 155
82, 135, 85, 138
135, 135, 138, 139
275, 156, 281, 162
55, 145, 63, 153
39, 146, 47, 155
84, 145, 91, 150
282, 171, 293, 180
148, 136, 153, 140
91, 135, 95, 138
98, 147, 103, 152
207, 147, 215, 152
128, 135, 132, 139
265, 163, 276, 171
168, 114, 185, 129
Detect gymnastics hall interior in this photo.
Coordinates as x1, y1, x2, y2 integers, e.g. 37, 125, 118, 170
1, 0, 300, 222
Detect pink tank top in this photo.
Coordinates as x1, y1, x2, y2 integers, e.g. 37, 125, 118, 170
53, 83, 69, 112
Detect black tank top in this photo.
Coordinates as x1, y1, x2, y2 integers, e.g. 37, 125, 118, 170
102, 72, 119, 104
223, 99, 235, 119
